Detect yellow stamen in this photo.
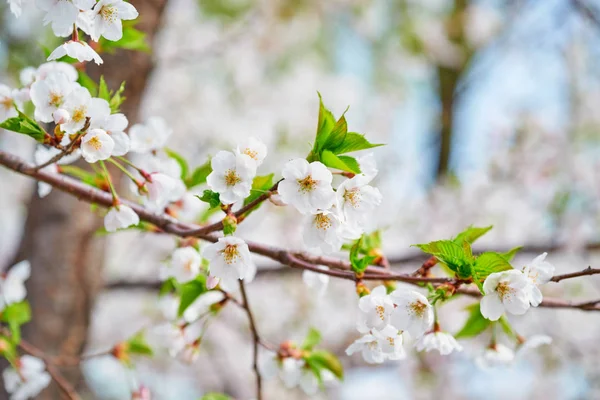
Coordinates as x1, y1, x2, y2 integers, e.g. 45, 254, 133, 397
343, 187, 361, 208
314, 213, 332, 231
49, 92, 63, 107
297, 175, 317, 193
224, 169, 241, 186
221, 244, 240, 265
375, 305, 385, 321
87, 136, 102, 150
243, 148, 258, 160
0, 97, 13, 110
100, 5, 118, 23
71, 106, 87, 123
408, 300, 427, 317
496, 282, 515, 300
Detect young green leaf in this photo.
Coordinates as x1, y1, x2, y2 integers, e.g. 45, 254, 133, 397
100, 26, 150, 53
164, 148, 189, 181
455, 303, 491, 339
159, 277, 178, 296
201, 394, 231, 400
0, 112, 45, 142
413, 240, 468, 274
109, 81, 126, 113
452, 225, 493, 245
126, 331, 154, 357
98, 76, 111, 101
301, 327, 322, 351
329, 132, 384, 155
177, 277, 208, 317
243, 174, 274, 208
473, 252, 513, 279
314, 93, 336, 152
500, 246, 523, 262
197, 190, 221, 209
320, 150, 361, 174
321, 114, 348, 150
305, 350, 344, 380
185, 160, 212, 188
0, 302, 31, 327
77, 71, 98, 96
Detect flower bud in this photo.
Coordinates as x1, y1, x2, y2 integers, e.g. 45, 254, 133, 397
206, 275, 219, 289
355, 282, 370, 297
52, 108, 70, 125
268, 193, 287, 207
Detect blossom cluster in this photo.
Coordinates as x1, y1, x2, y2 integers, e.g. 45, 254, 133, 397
345, 286, 462, 364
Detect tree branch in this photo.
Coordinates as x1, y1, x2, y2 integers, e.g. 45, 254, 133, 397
238, 281, 262, 400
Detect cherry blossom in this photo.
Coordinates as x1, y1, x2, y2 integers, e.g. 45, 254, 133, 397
104, 205, 139, 232
7, 0, 21, 17
37, 0, 95, 36
90, 110, 130, 156
522, 253, 555, 307
415, 331, 463, 355
303, 209, 344, 253
345, 333, 385, 364
372, 325, 406, 360
389, 289, 434, 338
88, 0, 139, 41
235, 136, 267, 167
19, 67, 37, 87
357, 152, 378, 182
475, 344, 515, 369
159, 246, 202, 283
202, 236, 256, 291
480, 270, 531, 321
52, 108, 70, 125
80, 129, 115, 163
2, 355, 51, 400
278, 159, 335, 214
129, 117, 172, 153
183, 291, 225, 323
357, 285, 395, 333
35, 62, 78, 83
0, 84, 19, 122
0, 261, 30, 311
302, 266, 329, 298
336, 175, 382, 230
47, 41, 103, 65
60, 86, 110, 134
145, 172, 181, 212
206, 151, 256, 205
30, 72, 76, 122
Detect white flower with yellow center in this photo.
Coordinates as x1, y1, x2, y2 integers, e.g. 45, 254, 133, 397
80, 128, 114, 163
202, 236, 256, 291
47, 41, 103, 65
0, 261, 30, 311
88, 0, 139, 41
336, 175, 382, 231
522, 253, 555, 307
475, 344, 515, 369
372, 325, 406, 360
104, 204, 139, 232
345, 333, 385, 364
30, 72, 76, 122
357, 285, 395, 333
129, 116, 172, 153
235, 136, 267, 167
480, 270, 530, 321
303, 209, 344, 254
2, 355, 51, 400
36, 0, 96, 37
60, 86, 110, 134
0, 84, 20, 122
389, 289, 434, 338
415, 331, 463, 355
90, 107, 130, 156
160, 246, 201, 283
206, 150, 256, 205
278, 159, 335, 214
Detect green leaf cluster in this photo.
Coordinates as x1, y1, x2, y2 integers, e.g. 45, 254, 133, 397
307, 94, 383, 173
0, 301, 31, 344
197, 190, 221, 209
349, 235, 378, 273
163, 149, 212, 189
0, 111, 45, 142
301, 327, 322, 351
304, 350, 344, 384
99, 25, 150, 53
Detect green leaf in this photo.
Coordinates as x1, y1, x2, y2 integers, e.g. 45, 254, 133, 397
126, 331, 154, 357
413, 240, 468, 275
185, 160, 212, 188
321, 150, 361, 174
305, 350, 344, 380
0, 302, 31, 327
164, 148, 189, 181
350, 236, 377, 273
322, 114, 348, 150
201, 394, 231, 400
453, 225, 493, 245
0, 112, 45, 141
455, 303, 491, 339
498, 316, 516, 338
100, 26, 150, 53
77, 71, 98, 97
473, 252, 513, 281
98, 76, 110, 101
314, 93, 336, 153
242, 174, 274, 216
329, 132, 384, 155
197, 190, 221, 209
500, 246, 523, 262
177, 277, 208, 317
301, 328, 322, 351
109, 81, 126, 113
222, 215, 237, 236
159, 278, 178, 296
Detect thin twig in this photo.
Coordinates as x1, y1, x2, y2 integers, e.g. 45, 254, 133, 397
551, 266, 600, 282
239, 281, 262, 400
33, 119, 89, 172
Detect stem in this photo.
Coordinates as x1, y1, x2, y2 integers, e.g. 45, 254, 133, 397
116, 156, 145, 173
107, 157, 142, 186
239, 280, 262, 400
99, 160, 119, 205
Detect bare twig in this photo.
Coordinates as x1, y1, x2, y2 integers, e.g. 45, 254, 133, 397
239, 281, 262, 400
551, 266, 600, 282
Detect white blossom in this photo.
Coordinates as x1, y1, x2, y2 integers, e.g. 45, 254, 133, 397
104, 205, 139, 232
30, 72, 76, 122
80, 129, 114, 163
372, 325, 406, 360
60, 86, 110, 134
20, 67, 37, 87
522, 253, 555, 307
302, 266, 329, 298
7, 0, 21, 17
87, 0, 139, 41
480, 270, 531, 321
415, 331, 463, 355
145, 172, 180, 212
52, 108, 70, 125
48, 41, 103, 65
303, 209, 344, 253
160, 246, 202, 283
37, 0, 95, 36
183, 291, 225, 323
357, 285, 395, 333
206, 151, 256, 205
0, 261, 30, 311
2, 355, 51, 400
235, 136, 267, 167
279, 358, 303, 388
90, 109, 130, 156
202, 236, 256, 291
336, 175, 382, 230
345, 333, 385, 364
0, 84, 19, 122
516, 335, 552, 358
357, 152, 378, 182
35, 62, 78, 83
389, 289, 434, 338
129, 117, 172, 153
475, 344, 515, 369
278, 159, 335, 214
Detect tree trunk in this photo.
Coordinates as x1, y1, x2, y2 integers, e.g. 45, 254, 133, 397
8, 1, 169, 397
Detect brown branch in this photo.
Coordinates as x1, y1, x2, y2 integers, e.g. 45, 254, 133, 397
551, 266, 600, 282
238, 281, 262, 400
33, 119, 89, 172
1, 150, 599, 312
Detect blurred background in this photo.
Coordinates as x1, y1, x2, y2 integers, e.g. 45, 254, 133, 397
1, 0, 600, 398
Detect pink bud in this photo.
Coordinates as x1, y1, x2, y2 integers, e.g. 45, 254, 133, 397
53, 109, 70, 125
206, 275, 219, 289
132, 386, 151, 400
269, 194, 287, 207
